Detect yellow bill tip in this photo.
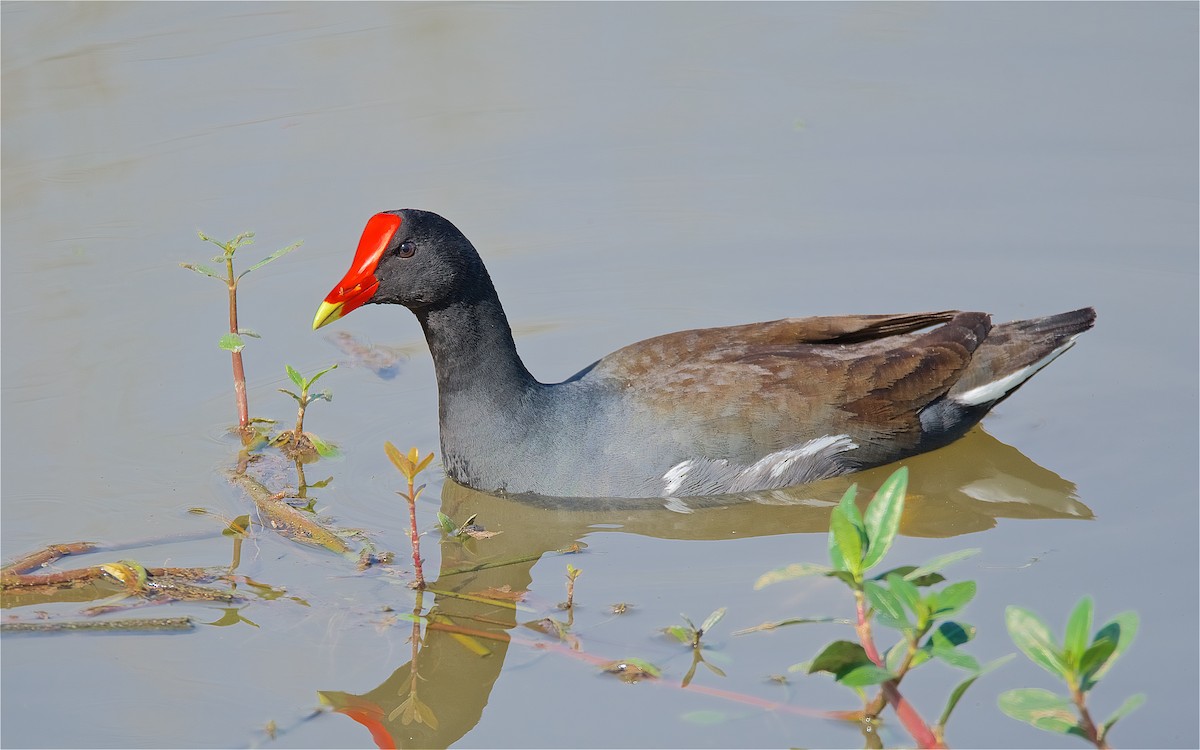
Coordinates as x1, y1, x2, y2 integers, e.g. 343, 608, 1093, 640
312, 300, 345, 330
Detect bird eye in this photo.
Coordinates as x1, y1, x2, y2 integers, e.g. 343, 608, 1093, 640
397, 240, 415, 258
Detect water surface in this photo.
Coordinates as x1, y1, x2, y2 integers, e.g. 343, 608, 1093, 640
2, 3, 1197, 748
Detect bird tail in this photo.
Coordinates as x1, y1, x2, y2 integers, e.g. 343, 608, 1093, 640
948, 307, 1096, 407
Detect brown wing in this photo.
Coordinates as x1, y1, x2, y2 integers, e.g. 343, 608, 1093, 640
585, 311, 990, 462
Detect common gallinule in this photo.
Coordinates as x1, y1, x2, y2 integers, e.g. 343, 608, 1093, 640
313, 209, 1095, 499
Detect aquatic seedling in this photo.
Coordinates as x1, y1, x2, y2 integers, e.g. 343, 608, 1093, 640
274, 364, 339, 460
385, 444, 435, 589
662, 608, 728, 687
435, 511, 499, 542
663, 607, 727, 650
181, 230, 301, 434
560, 564, 582, 611
600, 657, 662, 683
1000, 597, 1142, 749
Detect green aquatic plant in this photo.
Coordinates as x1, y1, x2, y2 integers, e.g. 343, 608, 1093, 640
663, 608, 728, 688
561, 563, 582, 610
753, 467, 1142, 749
663, 607, 727, 650
756, 468, 993, 749
1000, 597, 1142, 749
181, 230, 301, 435
273, 363, 339, 460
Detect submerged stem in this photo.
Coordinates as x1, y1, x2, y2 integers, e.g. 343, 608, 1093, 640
225, 261, 249, 430
407, 477, 425, 589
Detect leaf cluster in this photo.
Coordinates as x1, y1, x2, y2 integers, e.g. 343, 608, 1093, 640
754, 466, 1144, 748
1000, 598, 1142, 744
386, 443, 435, 486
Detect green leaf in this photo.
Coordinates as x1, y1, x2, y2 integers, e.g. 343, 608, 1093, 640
664, 625, 692, 644
886, 573, 923, 620
864, 580, 911, 630
907, 647, 932, 670
1063, 596, 1094, 669
997, 688, 1082, 736
278, 388, 301, 403
1006, 606, 1068, 680
700, 608, 726, 635
285, 365, 305, 388
180, 262, 222, 279
238, 328, 261, 338
874, 565, 945, 587
904, 548, 980, 581
808, 640, 873, 677
306, 363, 338, 388
1100, 693, 1146, 741
701, 659, 726, 678
753, 562, 832, 589
839, 482, 865, 528
931, 645, 979, 672
239, 240, 302, 278
601, 657, 661, 678
308, 433, 341, 459
681, 710, 730, 726
940, 673, 983, 730
837, 663, 895, 687
929, 620, 974, 647
732, 616, 846, 635
1089, 611, 1139, 680
436, 512, 457, 534
937, 654, 1014, 729
827, 484, 857, 572
1078, 638, 1117, 691
883, 640, 908, 674
218, 333, 245, 353
827, 570, 859, 587
932, 580, 977, 618
861, 466, 907, 571
830, 499, 865, 577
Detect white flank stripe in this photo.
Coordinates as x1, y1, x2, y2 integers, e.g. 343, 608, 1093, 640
662, 459, 696, 496
797, 434, 856, 458
953, 338, 1077, 406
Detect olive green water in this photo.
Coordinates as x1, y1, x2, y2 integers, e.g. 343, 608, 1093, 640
2, 3, 1196, 748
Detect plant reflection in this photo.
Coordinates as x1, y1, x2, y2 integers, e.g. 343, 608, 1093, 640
317, 427, 1093, 748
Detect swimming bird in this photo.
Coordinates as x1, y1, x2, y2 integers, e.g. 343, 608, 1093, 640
314, 209, 1094, 499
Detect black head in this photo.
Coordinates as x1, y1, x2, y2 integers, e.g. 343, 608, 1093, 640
313, 209, 489, 328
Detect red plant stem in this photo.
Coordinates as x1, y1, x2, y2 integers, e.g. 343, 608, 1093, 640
409, 589, 424, 692
881, 682, 944, 749
1071, 688, 1109, 749
522, 637, 839, 719
406, 478, 425, 588
226, 273, 249, 430
855, 590, 945, 749
856, 592, 883, 664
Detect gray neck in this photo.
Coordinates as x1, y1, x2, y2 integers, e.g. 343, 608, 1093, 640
414, 286, 540, 405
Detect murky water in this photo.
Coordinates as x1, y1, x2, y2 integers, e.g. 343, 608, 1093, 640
3, 3, 1196, 748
